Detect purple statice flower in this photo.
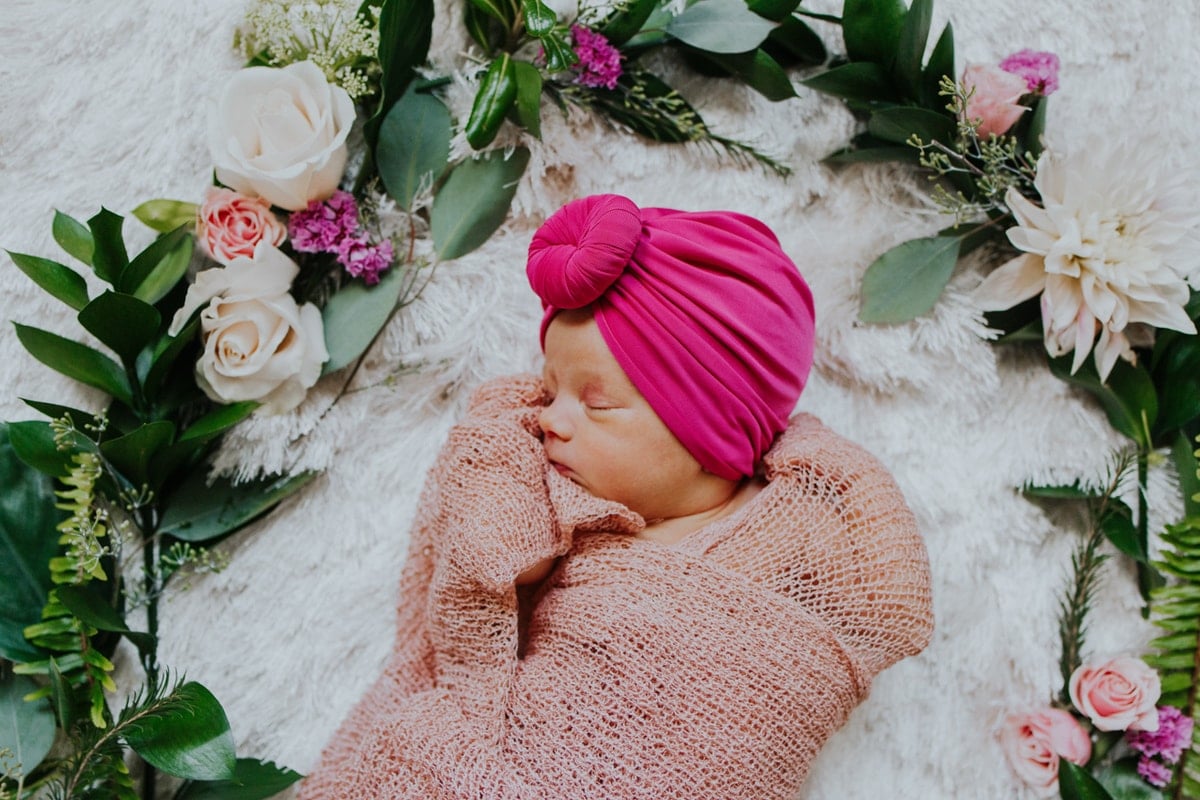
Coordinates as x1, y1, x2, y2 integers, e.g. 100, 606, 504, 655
999, 49, 1061, 96
288, 191, 361, 253
1137, 756, 1173, 789
1128, 706, 1194, 764
336, 235, 394, 286
570, 25, 622, 90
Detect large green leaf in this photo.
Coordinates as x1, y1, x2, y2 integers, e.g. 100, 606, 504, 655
7, 250, 90, 311
1049, 357, 1158, 448
158, 468, 318, 543
0, 673, 57, 778
600, 0, 659, 46
6, 419, 89, 479
1058, 760, 1117, 800
465, 54, 518, 150
1152, 332, 1200, 434
144, 317, 199, 400
521, 0, 556, 36
52, 210, 95, 266
691, 48, 795, 101
431, 147, 530, 261
665, 0, 778, 54
511, 60, 544, 138
122, 682, 236, 781
0, 424, 60, 662
858, 235, 961, 323
87, 207, 129, 285
893, 0, 932, 100
14, 323, 133, 405
377, 89, 452, 210
320, 263, 407, 375
131, 199, 198, 234
365, 0, 435, 149
56, 584, 156, 655
867, 105, 954, 145
763, 16, 826, 67
100, 421, 177, 489
78, 291, 162, 365
800, 62, 894, 103
133, 234, 194, 306
745, 0, 799, 21
174, 758, 303, 800
841, 0, 906, 65
118, 226, 190, 296
921, 22, 955, 107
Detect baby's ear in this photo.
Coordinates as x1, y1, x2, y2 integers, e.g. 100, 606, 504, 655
467, 374, 547, 427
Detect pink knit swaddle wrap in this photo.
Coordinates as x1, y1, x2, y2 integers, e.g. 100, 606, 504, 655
527, 194, 816, 479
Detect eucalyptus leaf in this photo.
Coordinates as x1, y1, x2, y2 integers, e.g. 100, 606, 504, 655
893, 0, 932, 100
321, 263, 406, 375
465, 54, 518, 150
53, 210, 95, 265
56, 584, 156, 654
14, 323, 134, 405
100, 420, 177, 489
87, 207, 129, 285
691, 48, 795, 101
7, 250, 90, 311
159, 468, 319, 543
365, 0, 435, 149
858, 235, 961, 323
841, 0, 907, 65
600, 0, 659, 46
78, 291, 162, 365
132, 199, 198, 233
801, 62, 893, 103
0, 673, 56, 778
867, 105, 954, 145
122, 682, 237, 781
174, 758, 304, 800
431, 147, 530, 261
1058, 760, 1117, 800
377, 89, 452, 210
0, 424, 59, 663
665, 0, 778, 54
512, 60, 544, 138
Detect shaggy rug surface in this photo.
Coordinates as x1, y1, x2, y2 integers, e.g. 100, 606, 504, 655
2, 0, 1198, 797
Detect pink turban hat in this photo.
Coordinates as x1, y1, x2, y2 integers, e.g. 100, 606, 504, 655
527, 194, 815, 480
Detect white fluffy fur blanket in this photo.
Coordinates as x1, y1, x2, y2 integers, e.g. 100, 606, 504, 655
2, 1, 1197, 797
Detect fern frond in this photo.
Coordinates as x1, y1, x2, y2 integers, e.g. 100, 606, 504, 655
1146, 515, 1200, 800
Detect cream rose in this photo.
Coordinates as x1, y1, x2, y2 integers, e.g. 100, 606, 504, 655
169, 242, 328, 414
197, 187, 287, 264
1069, 656, 1161, 732
208, 60, 355, 211
999, 709, 1092, 797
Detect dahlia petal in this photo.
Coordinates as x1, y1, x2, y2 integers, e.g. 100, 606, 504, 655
974, 253, 1046, 310
1127, 298, 1197, 334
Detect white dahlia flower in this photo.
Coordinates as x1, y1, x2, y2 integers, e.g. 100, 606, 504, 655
974, 141, 1200, 380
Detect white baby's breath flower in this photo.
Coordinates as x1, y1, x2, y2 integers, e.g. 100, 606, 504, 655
974, 139, 1200, 380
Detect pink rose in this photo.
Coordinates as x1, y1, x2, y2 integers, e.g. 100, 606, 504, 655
1000, 709, 1092, 796
197, 187, 287, 265
962, 63, 1029, 138
1070, 656, 1162, 732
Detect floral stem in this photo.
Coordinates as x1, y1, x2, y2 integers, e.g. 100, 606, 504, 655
139, 517, 160, 800
1137, 446, 1153, 611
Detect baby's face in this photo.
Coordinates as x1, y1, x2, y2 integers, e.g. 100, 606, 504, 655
540, 308, 708, 521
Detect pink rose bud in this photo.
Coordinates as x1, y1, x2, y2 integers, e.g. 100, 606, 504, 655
1069, 656, 1162, 732
1000, 709, 1092, 796
197, 187, 287, 265
962, 63, 1029, 138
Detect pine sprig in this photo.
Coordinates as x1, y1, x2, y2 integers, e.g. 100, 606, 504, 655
1146, 515, 1200, 799
1058, 526, 1109, 706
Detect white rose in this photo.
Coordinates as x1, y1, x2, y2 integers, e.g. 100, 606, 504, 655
208, 60, 355, 211
169, 242, 328, 414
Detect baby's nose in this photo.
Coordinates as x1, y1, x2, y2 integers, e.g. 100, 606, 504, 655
538, 401, 572, 441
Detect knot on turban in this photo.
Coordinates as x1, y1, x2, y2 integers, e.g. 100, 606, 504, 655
527, 194, 816, 480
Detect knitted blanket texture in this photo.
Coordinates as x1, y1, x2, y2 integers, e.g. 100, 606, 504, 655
297, 377, 934, 798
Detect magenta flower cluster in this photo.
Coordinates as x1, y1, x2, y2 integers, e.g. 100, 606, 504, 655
1126, 706, 1194, 788
288, 191, 394, 285
571, 25, 622, 90
999, 49, 1060, 96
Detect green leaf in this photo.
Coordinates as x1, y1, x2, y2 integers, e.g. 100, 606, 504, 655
1101, 511, 1147, 563
921, 22, 955, 107
87, 207, 129, 285
801, 61, 894, 103
144, 317, 199, 400
78, 291, 162, 365
134, 235, 194, 306
431, 147, 530, 261
1059, 760, 1117, 800
540, 31, 578, 72
118, 226, 190, 296
132, 199, 198, 233
521, 0, 556, 36
53, 210, 95, 265
0, 424, 60, 662
1022, 483, 1095, 501
466, 0, 511, 25
13, 323, 133, 405
1094, 759, 1165, 800
377, 88, 452, 210
858, 235, 961, 323
1025, 94, 1048, 158
1173, 432, 1200, 518
122, 682, 236, 781
22, 400, 100, 435
511, 60, 544, 138
320, 263, 407, 375
365, 0, 435, 150
100, 421, 177, 489
7, 250, 90, 311
179, 402, 259, 445
56, 584, 156, 654
174, 758, 304, 800
893, 0, 932, 100
159, 468, 319, 543
763, 15, 826, 66
466, 55, 518, 150
745, 0, 799, 22
867, 105, 954, 145
824, 145, 916, 164
1048, 357, 1157, 447
5, 419, 86, 479
0, 672, 57, 778
1153, 333, 1200, 434
47, 657, 76, 731
600, 0, 659, 46
666, 0, 779, 54
691, 48, 796, 101
841, 0, 906, 65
